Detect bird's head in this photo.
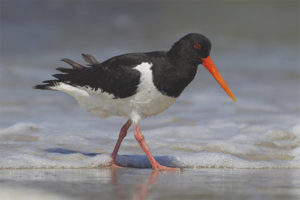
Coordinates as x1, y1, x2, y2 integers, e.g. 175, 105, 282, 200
168, 33, 236, 102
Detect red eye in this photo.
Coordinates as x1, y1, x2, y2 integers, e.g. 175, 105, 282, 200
193, 44, 201, 50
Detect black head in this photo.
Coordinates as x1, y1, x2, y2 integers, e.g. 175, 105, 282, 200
168, 33, 212, 65
167, 33, 236, 102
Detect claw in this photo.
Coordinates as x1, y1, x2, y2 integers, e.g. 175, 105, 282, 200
152, 163, 181, 171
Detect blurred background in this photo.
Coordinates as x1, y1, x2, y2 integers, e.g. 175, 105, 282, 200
0, 0, 299, 168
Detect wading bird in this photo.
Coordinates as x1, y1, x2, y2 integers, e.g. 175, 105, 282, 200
34, 33, 235, 171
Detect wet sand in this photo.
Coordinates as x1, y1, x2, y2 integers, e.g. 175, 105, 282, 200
1, 168, 300, 200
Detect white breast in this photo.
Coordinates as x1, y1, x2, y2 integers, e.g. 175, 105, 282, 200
50, 62, 176, 124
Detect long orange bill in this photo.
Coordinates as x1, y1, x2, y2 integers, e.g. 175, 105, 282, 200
201, 56, 236, 102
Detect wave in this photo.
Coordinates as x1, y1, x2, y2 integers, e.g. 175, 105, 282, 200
0, 123, 299, 169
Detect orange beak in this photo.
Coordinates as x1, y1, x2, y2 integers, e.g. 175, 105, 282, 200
201, 56, 236, 102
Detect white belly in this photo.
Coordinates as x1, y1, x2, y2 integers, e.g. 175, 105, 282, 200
51, 62, 176, 124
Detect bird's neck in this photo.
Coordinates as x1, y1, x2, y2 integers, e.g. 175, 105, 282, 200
151, 53, 198, 98
167, 48, 200, 67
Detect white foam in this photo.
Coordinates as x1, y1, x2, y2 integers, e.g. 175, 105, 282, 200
0, 122, 299, 169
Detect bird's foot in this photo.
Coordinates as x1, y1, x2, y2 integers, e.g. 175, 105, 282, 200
152, 163, 181, 171
111, 162, 125, 169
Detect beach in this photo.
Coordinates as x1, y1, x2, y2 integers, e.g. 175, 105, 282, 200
0, 1, 299, 199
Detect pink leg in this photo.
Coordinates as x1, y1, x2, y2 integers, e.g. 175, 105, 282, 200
134, 124, 180, 171
111, 119, 131, 167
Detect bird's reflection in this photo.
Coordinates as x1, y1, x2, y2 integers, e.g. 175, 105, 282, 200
133, 170, 160, 200
110, 167, 163, 200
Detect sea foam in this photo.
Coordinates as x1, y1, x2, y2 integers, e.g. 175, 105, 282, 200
0, 122, 299, 169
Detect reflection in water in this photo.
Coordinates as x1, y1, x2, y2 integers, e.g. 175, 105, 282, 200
133, 171, 160, 200
0, 168, 299, 200
111, 168, 162, 200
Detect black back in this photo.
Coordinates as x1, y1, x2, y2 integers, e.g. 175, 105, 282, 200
34, 33, 212, 98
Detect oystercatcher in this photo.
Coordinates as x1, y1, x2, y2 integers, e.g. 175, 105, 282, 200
34, 33, 235, 171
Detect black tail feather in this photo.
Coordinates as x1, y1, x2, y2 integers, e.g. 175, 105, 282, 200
33, 80, 58, 90
81, 53, 100, 64
33, 84, 49, 90
61, 58, 85, 69
56, 67, 74, 73
34, 54, 99, 91
42, 80, 55, 83
52, 73, 68, 80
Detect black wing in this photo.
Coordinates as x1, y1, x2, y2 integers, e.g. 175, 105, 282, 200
34, 53, 150, 98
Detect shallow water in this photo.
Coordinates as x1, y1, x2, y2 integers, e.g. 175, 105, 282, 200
1, 1, 300, 171
1, 168, 300, 200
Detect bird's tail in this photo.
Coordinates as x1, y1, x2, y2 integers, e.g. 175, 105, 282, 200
33, 53, 100, 90
33, 80, 59, 90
